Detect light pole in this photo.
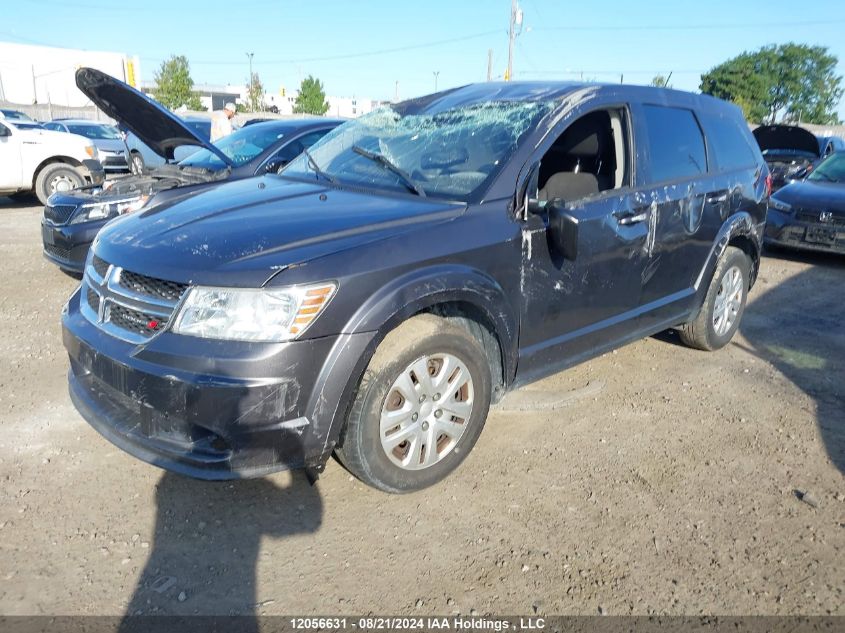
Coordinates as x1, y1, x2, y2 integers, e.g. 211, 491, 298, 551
433, 71, 440, 92
246, 52, 254, 111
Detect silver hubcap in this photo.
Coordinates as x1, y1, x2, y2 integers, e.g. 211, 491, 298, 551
380, 353, 474, 470
50, 173, 77, 193
713, 265, 744, 336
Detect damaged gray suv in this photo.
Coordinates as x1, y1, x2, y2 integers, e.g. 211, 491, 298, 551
63, 73, 768, 492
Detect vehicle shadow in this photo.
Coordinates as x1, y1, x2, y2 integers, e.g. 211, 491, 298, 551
0, 195, 38, 208
118, 435, 322, 631
737, 259, 844, 476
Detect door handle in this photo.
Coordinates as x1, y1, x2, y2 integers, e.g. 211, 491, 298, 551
705, 192, 728, 204
613, 209, 649, 225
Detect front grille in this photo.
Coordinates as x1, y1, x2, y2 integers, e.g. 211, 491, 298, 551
86, 286, 100, 313
795, 209, 845, 227
82, 258, 186, 343
44, 243, 71, 260
44, 204, 78, 225
92, 255, 109, 278
119, 269, 188, 303
108, 304, 167, 338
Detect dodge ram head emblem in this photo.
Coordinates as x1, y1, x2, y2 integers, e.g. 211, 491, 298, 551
819, 211, 833, 223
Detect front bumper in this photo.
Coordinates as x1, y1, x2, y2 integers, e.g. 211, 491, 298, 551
62, 287, 375, 479
82, 159, 106, 185
764, 208, 845, 254
41, 217, 106, 272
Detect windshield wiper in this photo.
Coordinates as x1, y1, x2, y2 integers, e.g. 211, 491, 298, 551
351, 145, 426, 197
302, 147, 339, 185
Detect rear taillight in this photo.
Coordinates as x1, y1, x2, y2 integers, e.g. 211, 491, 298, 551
765, 173, 773, 198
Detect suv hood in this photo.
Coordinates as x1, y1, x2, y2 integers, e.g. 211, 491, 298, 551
753, 125, 820, 157
95, 176, 465, 287
75, 67, 232, 166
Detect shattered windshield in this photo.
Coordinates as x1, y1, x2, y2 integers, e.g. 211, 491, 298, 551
280, 100, 555, 199
179, 124, 287, 169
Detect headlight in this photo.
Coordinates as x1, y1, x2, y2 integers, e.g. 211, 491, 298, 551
769, 198, 792, 213
69, 195, 149, 224
85, 144, 98, 159
171, 283, 336, 342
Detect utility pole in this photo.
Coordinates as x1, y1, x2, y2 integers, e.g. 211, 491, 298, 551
487, 49, 493, 81
433, 71, 440, 92
506, 0, 517, 80
246, 52, 254, 110
394, 80, 399, 102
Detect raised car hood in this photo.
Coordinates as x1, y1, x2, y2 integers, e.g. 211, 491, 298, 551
95, 176, 465, 287
753, 125, 820, 157
772, 180, 845, 214
75, 67, 232, 166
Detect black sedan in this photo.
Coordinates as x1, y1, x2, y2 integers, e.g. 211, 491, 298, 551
41, 69, 341, 273
765, 152, 845, 255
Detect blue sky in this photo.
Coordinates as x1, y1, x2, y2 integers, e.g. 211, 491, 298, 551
4, 0, 845, 119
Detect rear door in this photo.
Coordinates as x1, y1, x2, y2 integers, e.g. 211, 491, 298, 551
631, 103, 720, 330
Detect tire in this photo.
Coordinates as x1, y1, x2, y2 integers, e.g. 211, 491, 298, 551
130, 151, 145, 174
336, 314, 492, 493
679, 246, 750, 351
34, 163, 84, 205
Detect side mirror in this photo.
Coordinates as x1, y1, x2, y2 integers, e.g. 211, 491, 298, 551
548, 202, 579, 260
0, 124, 10, 137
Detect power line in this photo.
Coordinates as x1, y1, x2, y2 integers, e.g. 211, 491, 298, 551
142, 30, 503, 67
533, 18, 845, 32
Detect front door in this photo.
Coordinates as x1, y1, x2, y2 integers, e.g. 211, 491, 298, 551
516, 104, 650, 383
0, 123, 22, 189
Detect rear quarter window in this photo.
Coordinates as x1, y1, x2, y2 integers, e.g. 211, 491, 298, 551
642, 104, 707, 183
700, 113, 759, 172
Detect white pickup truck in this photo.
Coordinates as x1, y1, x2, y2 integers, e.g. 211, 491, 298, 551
0, 120, 105, 204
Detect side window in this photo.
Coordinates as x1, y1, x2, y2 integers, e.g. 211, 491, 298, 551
43, 122, 62, 132
642, 104, 707, 183
270, 130, 331, 165
536, 108, 630, 203
298, 130, 330, 149
701, 113, 757, 172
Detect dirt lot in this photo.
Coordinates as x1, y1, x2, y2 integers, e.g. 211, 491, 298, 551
0, 197, 842, 617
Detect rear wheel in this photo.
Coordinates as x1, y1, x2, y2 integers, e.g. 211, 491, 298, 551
34, 163, 84, 205
679, 246, 750, 351
336, 314, 492, 493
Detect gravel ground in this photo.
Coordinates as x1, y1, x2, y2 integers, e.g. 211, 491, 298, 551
0, 198, 842, 617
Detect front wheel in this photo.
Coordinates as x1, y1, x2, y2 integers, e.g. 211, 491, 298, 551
679, 246, 750, 351
34, 163, 84, 205
130, 151, 145, 174
336, 314, 492, 493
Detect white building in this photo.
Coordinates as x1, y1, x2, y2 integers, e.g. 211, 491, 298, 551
265, 90, 378, 118
0, 41, 138, 106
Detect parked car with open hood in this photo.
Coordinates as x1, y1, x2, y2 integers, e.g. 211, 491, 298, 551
44, 119, 130, 173
753, 124, 820, 191
0, 118, 103, 204
765, 151, 845, 254
41, 67, 341, 273
63, 81, 768, 492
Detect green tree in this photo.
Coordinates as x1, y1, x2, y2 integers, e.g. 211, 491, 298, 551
650, 74, 672, 88
153, 55, 203, 111
700, 44, 843, 124
247, 72, 265, 112
293, 76, 329, 115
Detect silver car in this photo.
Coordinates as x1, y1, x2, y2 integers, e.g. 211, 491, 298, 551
43, 119, 129, 173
